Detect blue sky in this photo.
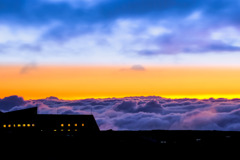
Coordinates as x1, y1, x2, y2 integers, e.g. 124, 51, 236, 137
1, 0, 240, 65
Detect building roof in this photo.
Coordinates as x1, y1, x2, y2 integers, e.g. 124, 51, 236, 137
3, 107, 38, 115
0, 107, 38, 122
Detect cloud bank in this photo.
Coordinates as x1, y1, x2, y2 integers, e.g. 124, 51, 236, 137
1, 96, 240, 131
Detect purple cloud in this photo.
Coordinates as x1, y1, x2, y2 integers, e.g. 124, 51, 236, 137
2, 96, 240, 131
114, 101, 137, 113
0, 95, 25, 111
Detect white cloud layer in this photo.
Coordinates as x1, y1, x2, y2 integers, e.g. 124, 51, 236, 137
2, 96, 240, 131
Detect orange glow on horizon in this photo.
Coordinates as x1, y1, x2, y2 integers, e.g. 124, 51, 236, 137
1, 65, 240, 100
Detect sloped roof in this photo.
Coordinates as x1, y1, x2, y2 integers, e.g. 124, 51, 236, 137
4, 107, 38, 115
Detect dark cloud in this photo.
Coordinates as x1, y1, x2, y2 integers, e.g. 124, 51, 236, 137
114, 101, 137, 113
114, 100, 163, 114
183, 42, 240, 53
138, 100, 163, 113
0, 0, 76, 24
0, 95, 25, 111
140, 31, 240, 55
45, 96, 59, 100
215, 105, 240, 113
0, 0, 197, 41
0, 0, 199, 24
0, 1, 234, 37
94, 0, 200, 21
206, 43, 240, 52
65, 101, 84, 106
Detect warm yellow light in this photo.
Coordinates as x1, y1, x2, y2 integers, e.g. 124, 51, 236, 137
27, 124, 30, 127
18, 124, 21, 127
8, 124, 11, 127
68, 129, 70, 131
82, 123, 84, 127
2, 65, 240, 100
13, 124, 16, 127
23, 124, 26, 127
3, 124, 6, 128
53, 129, 57, 132
32, 124, 35, 127
61, 124, 64, 127
68, 124, 70, 127
75, 129, 77, 131
74, 123, 77, 127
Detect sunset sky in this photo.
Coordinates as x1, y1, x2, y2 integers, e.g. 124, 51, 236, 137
1, 0, 240, 100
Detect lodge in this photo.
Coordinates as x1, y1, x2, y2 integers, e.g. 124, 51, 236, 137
0, 107, 100, 136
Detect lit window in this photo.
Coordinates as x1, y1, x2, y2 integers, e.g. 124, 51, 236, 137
82, 123, 84, 127
75, 129, 77, 132
32, 124, 35, 127
8, 124, 11, 127
53, 129, 57, 132
23, 124, 26, 127
61, 124, 64, 127
74, 123, 77, 127
68, 124, 70, 127
18, 124, 21, 127
68, 129, 70, 131
27, 124, 30, 127
61, 129, 64, 131
13, 124, 16, 127
3, 124, 6, 128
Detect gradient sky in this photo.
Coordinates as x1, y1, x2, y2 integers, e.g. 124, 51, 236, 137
1, 0, 240, 99
2, 65, 240, 100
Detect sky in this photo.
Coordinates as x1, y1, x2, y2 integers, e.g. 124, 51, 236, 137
1, 0, 240, 66
1, 0, 240, 131
1, 0, 240, 99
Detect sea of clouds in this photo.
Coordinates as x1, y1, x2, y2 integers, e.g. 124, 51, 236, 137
1, 95, 240, 131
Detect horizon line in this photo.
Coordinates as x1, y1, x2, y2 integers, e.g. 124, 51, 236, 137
3, 94, 240, 101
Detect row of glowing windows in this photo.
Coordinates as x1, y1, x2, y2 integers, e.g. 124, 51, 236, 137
60, 123, 84, 127
3, 124, 35, 128
3, 123, 84, 128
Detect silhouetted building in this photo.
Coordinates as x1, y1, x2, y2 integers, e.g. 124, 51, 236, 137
0, 107, 37, 135
0, 107, 99, 136
37, 114, 100, 135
